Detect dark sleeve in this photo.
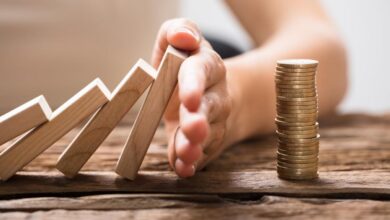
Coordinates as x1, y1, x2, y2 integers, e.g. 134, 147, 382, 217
205, 36, 243, 59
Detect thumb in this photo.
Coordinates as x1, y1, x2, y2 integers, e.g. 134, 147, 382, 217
152, 19, 202, 68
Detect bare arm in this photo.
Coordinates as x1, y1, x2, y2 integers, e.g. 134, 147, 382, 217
224, 0, 348, 144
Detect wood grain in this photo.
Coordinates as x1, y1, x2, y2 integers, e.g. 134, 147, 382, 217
56, 60, 156, 178
0, 170, 388, 198
0, 79, 110, 181
0, 95, 52, 145
115, 46, 187, 180
0, 196, 389, 220
0, 194, 223, 210
0, 113, 388, 219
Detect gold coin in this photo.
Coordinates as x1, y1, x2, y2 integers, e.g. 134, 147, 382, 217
277, 84, 316, 89
277, 161, 318, 168
276, 93, 317, 99
275, 119, 317, 127
276, 106, 318, 115
278, 143, 319, 150
277, 131, 317, 139
276, 78, 315, 83
276, 120, 316, 127
276, 104, 318, 110
276, 88, 317, 94
278, 141, 319, 148
276, 114, 318, 120
277, 96, 318, 102
276, 122, 319, 130
276, 92, 317, 98
278, 149, 319, 155
277, 165, 318, 173
276, 71, 316, 77
277, 168, 318, 180
277, 100, 317, 106
277, 112, 318, 117
277, 151, 318, 159
277, 173, 318, 180
277, 152, 318, 161
278, 157, 318, 165
277, 128, 318, 135
275, 79, 315, 85
278, 148, 319, 156
276, 117, 317, 124
279, 139, 319, 145
275, 75, 316, 81
278, 136, 320, 145
277, 59, 318, 69
278, 150, 319, 157
278, 150, 319, 156
276, 67, 317, 73
277, 108, 318, 114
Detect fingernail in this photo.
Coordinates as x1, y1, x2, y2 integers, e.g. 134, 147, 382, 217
175, 27, 200, 42
191, 164, 196, 174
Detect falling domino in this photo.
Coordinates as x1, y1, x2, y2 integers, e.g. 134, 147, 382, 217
0, 96, 52, 145
115, 46, 187, 180
0, 78, 110, 181
56, 59, 156, 178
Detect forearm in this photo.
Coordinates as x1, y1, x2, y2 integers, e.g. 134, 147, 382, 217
224, 21, 348, 145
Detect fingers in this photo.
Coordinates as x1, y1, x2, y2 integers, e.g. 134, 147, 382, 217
178, 48, 226, 112
180, 83, 230, 144
175, 159, 195, 178
175, 129, 203, 164
151, 18, 202, 68
167, 127, 197, 178
172, 84, 231, 167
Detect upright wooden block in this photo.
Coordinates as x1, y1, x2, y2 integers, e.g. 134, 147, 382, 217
0, 78, 110, 181
56, 60, 156, 178
0, 96, 52, 145
115, 46, 187, 180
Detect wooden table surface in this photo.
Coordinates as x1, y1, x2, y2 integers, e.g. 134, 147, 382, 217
0, 113, 389, 219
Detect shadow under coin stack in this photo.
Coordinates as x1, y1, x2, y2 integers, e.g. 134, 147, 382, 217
275, 59, 319, 180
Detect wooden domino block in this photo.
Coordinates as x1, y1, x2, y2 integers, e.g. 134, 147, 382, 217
0, 96, 52, 145
0, 78, 110, 181
56, 60, 156, 178
115, 46, 187, 180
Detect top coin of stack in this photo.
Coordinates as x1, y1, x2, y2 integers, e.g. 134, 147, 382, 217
275, 59, 320, 180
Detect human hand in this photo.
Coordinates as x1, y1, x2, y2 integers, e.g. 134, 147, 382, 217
151, 18, 232, 178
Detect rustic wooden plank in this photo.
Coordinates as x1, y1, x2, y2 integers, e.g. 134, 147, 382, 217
0, 196, 389, 220
0, 194, 223, 211
56, 60, 156, 178
116, 46, 187, 180
0, 170, 388, 198
0, 79, 110, 181
0, 95, 52, 145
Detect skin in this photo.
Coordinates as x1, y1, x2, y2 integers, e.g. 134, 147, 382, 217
150, 0, 347, 178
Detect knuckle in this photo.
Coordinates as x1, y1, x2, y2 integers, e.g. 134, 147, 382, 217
223, 97, 232, 119
202, 48, 226, 76
214, 124, 226, 142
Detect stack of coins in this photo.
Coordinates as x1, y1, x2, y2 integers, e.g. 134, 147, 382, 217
275, 59, 319, 180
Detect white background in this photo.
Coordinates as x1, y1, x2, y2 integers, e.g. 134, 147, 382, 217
180, 0, 390, 113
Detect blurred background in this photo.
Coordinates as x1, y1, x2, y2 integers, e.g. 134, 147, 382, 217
1, 0, 389, 114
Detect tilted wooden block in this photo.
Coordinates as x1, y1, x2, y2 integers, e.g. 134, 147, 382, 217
0, 95, 52, 145
0, 78, 110, 181
115, 46, 187, 180
56, 60, 156, 178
